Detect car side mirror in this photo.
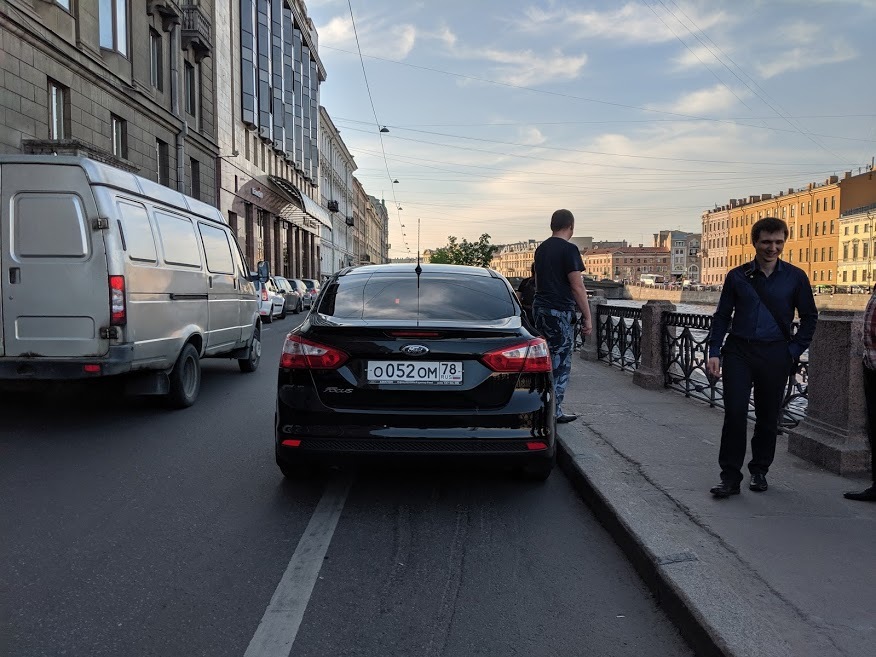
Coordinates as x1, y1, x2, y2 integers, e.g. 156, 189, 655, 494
257, 260, 270, 281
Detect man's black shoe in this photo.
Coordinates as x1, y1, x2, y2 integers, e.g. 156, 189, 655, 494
710, 481, 740, 498
843, 486, 876, 501
556, 414, 579, 424
749, 473, 768, 492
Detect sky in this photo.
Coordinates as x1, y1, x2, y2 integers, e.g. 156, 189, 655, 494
306, 0, 876, 258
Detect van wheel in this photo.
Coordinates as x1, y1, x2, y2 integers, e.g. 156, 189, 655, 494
239, 325, 261, 373
167, 343, 201, 409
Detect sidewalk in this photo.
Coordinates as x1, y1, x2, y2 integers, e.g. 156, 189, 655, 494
557, 358, 874, 657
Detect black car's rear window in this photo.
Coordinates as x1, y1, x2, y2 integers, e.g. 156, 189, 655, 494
318, 273, 516, 321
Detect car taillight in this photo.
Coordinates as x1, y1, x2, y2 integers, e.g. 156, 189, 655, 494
280, 334, 348, 369
481, 338, 552, 373
109, 275, 126, 325
261, 287, 269, 302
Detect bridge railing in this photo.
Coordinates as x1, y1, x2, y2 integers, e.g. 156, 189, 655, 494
595, 305, 642, 372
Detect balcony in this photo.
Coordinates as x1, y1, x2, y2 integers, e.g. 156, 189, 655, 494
147, 0, 182, 29
182, 3, 212, 61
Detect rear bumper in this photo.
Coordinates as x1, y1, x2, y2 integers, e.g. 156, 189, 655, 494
0, 344, 135, 379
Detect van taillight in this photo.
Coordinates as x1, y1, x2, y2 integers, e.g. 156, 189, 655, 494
109, 276, 126, 326
261, 287, 269, 302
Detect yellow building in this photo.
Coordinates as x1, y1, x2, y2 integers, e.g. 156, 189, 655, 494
701, 206, 729, 286
706, 170, 876, 285
838, 204, 876, 287
490, 240, 541, 279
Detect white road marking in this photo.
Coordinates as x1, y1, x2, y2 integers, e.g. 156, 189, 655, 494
243, 475, 352, 657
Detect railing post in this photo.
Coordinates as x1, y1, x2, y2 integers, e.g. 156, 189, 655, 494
633, 300, 676, 390
787, 310, 872, 475
579, 294, 607, 361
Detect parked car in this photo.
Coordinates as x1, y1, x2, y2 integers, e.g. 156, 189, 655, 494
274, 264, 556, 481
257, 279, 285, 323
273, 276, 303, 315
288, 278, 312, 309
301, 278, 321, 307
0, 155, 261, 408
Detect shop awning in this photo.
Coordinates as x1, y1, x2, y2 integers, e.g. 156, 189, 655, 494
268, 176, 332, 230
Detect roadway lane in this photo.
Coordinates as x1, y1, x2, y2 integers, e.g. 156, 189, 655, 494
1, 313, 692, 657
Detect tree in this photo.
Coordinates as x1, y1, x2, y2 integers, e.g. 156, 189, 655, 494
429, 234, 497, 267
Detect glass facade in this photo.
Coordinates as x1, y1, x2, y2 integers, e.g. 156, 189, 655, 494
240, 0, 320, 180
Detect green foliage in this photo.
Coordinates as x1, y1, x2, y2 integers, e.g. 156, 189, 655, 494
428, 234, 497, 267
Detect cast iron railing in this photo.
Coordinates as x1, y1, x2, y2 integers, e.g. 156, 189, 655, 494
596, 306, 642, 372
661, 312, 809, 429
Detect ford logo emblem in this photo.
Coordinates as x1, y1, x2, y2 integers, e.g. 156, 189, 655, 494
401, 344, 430, 356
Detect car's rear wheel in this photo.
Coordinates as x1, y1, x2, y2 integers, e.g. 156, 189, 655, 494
167, 343, 201, 409
238, 325, 261, 373
294, 299, 302, 314
518, 451, 555, 482
275, 450, 318, 479
264, 310, 273, 324
279, 303, 287, 320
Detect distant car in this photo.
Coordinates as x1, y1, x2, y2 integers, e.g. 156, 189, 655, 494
301, 278, 321, 307
256, 279, 285, 323
274, 264, 555, 481
286, 278, 310, 310
273, 276, 304, 315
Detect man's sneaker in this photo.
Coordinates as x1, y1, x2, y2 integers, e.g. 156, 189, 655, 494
710, 481, 741, 498
749, 473, 768, 492
843, 486, 876, 502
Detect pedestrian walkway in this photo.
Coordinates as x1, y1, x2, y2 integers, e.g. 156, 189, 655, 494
557, 358, 874, 657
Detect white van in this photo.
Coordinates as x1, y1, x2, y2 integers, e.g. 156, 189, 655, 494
0, 155, 261, 408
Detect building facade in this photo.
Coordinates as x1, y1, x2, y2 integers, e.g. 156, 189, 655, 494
215, 0, 328, 279
1, 0, 218, 202
703, 170, 876, 286
582, 247, 670, 282
318, 106, 355, 277
489, 240, 541, 279
838, 203, 876, 287
368, 195, 389, 264
701, 206, 730, 286
653, 230, 702, 283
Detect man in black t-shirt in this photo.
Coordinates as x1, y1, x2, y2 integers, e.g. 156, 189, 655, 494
533, 209, 592, 423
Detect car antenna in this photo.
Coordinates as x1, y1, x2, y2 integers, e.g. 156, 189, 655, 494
415, 217, 422, 277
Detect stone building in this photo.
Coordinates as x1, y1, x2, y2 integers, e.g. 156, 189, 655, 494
582, 247, 670, 283
318, 106, 355, 277
701, 205, 730, 286
368, 194, 390, 264
653, 230, 702, 283
214, 0, 327, 279
1, 0, 218, 202
353, 180, 387, 265
490, 240, 541, 279
838, 203, 876, 287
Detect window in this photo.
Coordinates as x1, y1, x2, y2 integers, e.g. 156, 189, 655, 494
814, 250, 818, 262
855, 225, 859, 234
831, 220, 835, 234
865, 243, 870, 259
198, 223, 234, 274
823, 221, 827, 234
815, 223, 820, 236
853, 244, 859, 260
843, 271, 848, 282
807, 201, 811, 214
155, 212, 201, 267
791, 205, 795, 218
48, 80, 67, 140
99, 0, 128, 56
816, 199, 820, 213
111, 114, 127, 158
853, 270, 858, 282
184, 62, 196, 116
190, 158, 200, 200
150, 29, 163, 91
156, 139, 169, 186
843, 244, 849, 260
117, 201, 156, 262
790, 226, 794, 239
788, 250, 793, 262
829, 247, 834, 261
845, 226, 850, 235
55, 0, 70, 10
320, 272, 516, 321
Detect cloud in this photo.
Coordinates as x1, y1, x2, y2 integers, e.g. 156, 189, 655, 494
756, 40, 858, 79
517, 127, 546, 146
672, 44, 723, 71
462, 47, 587, 86
517, 2, 727, 45
317, 14, 418, 59
654, 85, 751, 116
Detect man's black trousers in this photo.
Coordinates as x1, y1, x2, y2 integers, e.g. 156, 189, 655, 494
719, 336, 793, 484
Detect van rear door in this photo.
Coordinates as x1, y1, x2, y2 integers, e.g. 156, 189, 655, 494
0, 163, 110, 358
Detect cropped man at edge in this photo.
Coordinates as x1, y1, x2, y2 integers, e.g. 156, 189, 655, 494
706, 217, 818, 498
533, 209, 592, 424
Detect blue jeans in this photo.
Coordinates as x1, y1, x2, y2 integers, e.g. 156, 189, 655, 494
534, 305, 575, 417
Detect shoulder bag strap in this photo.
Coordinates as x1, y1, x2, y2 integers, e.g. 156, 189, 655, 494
746, 275, 792, 342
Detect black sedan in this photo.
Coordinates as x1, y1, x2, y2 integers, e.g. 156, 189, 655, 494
274, 263, 556, 480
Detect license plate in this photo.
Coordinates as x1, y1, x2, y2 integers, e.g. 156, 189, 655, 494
367, 361, 463, 385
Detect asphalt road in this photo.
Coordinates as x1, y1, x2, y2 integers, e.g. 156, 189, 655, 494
0, 314, 692, 657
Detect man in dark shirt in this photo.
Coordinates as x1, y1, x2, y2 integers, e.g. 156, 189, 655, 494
706, 217, 818, 497
533, 209, 592, 424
